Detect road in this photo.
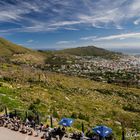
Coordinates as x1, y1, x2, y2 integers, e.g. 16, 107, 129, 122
0, 127, 41, 140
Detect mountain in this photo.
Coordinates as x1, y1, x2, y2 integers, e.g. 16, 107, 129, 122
53, 46, 121, 59
0, 37, 45, 64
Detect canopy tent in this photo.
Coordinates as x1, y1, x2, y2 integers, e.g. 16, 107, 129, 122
93, 125, 112, 138
59, 118, 74, 127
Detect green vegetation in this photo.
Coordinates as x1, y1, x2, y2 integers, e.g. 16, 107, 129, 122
0, 70, 140, 138
48, 46, 121, 59
0, 37, 45, 65
0, 37, 30, 57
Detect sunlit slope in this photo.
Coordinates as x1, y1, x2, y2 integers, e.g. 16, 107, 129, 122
0, 37, 45, 64
0, 65, 140, 137
53, 46, 121, 59
0, 38, 30, 56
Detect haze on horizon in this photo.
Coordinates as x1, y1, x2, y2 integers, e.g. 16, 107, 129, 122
0, 0, 140, 51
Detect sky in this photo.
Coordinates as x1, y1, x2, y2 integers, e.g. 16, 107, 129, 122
1, 0, 140, 50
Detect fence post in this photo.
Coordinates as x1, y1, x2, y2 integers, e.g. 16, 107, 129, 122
36, 113, 40, 125
14, 109, 17, 117
50, 115, 53, 128
4, 106, 8, 116
82, 122, 85, 133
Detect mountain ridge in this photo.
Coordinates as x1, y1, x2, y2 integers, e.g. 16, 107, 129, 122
44, 45, 121, 59
0, 37, 121, 59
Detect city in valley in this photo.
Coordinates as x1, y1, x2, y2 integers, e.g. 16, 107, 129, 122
45, 54, 140, 87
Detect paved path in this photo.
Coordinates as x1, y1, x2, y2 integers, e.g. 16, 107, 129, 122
0, 127, 41, 140
0, 127, 72, 140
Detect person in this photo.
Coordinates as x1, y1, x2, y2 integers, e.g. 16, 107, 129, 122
25, 118, 30, 125
28, 127, 34, 135
92, 134, 99, 140
59, 126, 66, 140
31, 119, 35, 130
19, 123, 27, 134
86, 129, 91, 138
41, 124, 52, 139
35, 123, 44, 137
0, 117, 4, 126
80, 132, 85, 140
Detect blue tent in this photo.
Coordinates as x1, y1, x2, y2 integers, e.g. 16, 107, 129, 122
93, 125, 112, 138
59, 118, 74, 127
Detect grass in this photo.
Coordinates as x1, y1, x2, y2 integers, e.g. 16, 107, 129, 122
0, 37, 30, 57
0, 37, 45, 65
0, 70, 140, 139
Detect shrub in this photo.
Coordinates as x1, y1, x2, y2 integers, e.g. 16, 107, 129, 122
71, 112, 78, 119
53, 110, 59, 118
123, 104, 140, 113
78, 113, 89, 121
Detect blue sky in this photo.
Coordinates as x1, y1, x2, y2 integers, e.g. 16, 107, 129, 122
1, 0, 140, 50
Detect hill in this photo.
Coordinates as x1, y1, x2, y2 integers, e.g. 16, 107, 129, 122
0, 67, 140, 139
0, 37, 45, 64
53, 46, 121, 59
0, 38, 30, 57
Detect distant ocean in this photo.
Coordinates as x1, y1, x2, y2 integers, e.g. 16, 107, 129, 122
107, 48, 140, 55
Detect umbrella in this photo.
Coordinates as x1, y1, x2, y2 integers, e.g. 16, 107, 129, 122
93, 125, 112, 138
59, 118, 74, 127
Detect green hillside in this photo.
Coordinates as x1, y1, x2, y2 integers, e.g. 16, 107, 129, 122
0, 38, 30, 57
0, 63, 140, 139
53, 46, 121, 59
0, 37, 45, 64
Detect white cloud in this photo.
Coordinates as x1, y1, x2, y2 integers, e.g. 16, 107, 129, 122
81, 32, 140, 42
27, 40, 34, 43
95, 32, 140, 41
51, 21, 82, 27
63, 27, 79, 31
1, 0, 140, 32
56, 40, 76, 45
0, 1, 42, 22
134, 19, 140, 25
80, 36, 97, 41
94, 41, 140, 49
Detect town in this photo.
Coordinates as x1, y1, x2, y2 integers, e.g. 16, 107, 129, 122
45, 54, 140, 87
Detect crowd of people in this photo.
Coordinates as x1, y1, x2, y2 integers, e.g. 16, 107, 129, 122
0, 115, 68, 140
0, 114, 114, 140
